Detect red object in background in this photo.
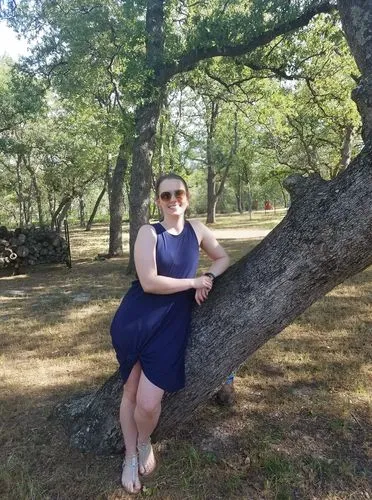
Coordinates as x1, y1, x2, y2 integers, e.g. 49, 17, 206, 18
264, 200, 273, 211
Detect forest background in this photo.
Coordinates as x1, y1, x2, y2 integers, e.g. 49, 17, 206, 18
0, 1, 361, 239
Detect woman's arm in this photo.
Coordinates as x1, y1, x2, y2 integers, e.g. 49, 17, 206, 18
193, 220, 230, 276
190, 220, 230, 305
134, 225, 213, 294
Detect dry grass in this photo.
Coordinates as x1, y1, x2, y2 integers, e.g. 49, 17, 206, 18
0, 212, 371, 500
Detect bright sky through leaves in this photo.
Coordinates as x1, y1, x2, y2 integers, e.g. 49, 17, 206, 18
0, 21, 28, 60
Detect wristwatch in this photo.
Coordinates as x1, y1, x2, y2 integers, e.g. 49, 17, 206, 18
203, 272, 216, 281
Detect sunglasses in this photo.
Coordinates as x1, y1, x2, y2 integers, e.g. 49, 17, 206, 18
159, 189, 186, 202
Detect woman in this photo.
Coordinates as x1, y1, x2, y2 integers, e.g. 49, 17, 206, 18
110, 173, 230, 494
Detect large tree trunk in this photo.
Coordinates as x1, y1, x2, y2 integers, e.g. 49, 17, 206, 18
126, 0, 165, 273
56, 0, 372, 454
127, 100, 162, 272
57, 150, 372, 454
108, 145, 127, 257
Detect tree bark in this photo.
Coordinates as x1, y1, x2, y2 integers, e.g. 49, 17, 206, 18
55, 198, 72, 233
337, 0, 372, 143
206, 165, 217, 223
127, 101, 162, 272
50, 195, 72, 232
57, 151, 372, 454
108, 145, 127, 257
86, 182, 107, 232
15, 155, 24, 228
56, 0, 372, 454
23, 154, 44, 227
126, 0, 165, 273
205, 100, 219, 224
79, 195, 85, 228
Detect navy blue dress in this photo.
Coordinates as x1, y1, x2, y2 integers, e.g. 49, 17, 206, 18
110, 221, 200, 392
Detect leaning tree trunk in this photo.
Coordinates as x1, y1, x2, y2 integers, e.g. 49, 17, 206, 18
51, 195, 72, 232
108, 145, 127, 257
56, 198, 72, 233
56, 0, 372, 454
86, 182, 107, 231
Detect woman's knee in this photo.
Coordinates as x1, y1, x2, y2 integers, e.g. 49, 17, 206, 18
136, 394, 161, 416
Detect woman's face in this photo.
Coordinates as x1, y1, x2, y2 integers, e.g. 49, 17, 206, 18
156, 178, 189, 216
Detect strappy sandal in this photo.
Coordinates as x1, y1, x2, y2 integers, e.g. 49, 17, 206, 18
121, 454, 141, 494
137, 439, 157, 477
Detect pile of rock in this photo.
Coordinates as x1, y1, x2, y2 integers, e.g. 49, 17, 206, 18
0, 225, 69, 268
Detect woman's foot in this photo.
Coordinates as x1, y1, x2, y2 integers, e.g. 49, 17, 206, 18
121, 454, 141, 494
137, 439, 156, 476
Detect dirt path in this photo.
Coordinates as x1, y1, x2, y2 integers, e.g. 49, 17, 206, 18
211, 228, 271, 240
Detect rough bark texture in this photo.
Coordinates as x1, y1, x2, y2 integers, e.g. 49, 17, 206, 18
127, 100, 162, 271
338, 0, 372, 142
56, 0, 372, 454
127, 0, 165, 273
108, 145, 127, 257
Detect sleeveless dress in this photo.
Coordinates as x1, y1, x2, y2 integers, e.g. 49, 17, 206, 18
110, 221, 200, 392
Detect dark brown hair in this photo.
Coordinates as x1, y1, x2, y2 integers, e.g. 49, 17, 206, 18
155, 173, 189, 199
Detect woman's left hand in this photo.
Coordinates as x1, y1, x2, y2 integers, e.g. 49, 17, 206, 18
195, 286, 210, 306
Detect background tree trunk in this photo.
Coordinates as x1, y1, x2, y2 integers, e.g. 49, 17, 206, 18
79, 195, 85, 228
50, 195, 72, 232
206, 100, 219, 223
23, 154, 44, 227
108, 145, 127, 257
126, 0, 165, 273
86, 182, 107, 231
55, 0, 372, 455
55, 198, 72, 233
127, 101, 162, 271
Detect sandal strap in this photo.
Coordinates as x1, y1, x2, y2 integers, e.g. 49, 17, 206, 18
137, 439, 151, 452
123, 454, 138, 483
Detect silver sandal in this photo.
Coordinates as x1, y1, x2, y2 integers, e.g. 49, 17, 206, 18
122, 454, 141, 494
137, 439, 157, 477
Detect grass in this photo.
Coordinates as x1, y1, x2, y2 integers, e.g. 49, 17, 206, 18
0, 211, 371, 499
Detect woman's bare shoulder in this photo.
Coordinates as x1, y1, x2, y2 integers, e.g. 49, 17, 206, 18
188, 219, 206, 243
136, 224, 157, 241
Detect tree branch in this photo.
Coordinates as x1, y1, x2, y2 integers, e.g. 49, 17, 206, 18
162, 1, 336, 80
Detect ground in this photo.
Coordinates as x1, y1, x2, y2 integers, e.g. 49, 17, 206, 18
0, 212, 371, 499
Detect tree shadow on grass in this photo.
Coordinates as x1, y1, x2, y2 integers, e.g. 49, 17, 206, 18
0, 234, 370, 499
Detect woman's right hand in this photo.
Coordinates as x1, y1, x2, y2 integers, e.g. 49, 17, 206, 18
192, 275, 213, 290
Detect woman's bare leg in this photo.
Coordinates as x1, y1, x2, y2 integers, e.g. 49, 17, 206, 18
134, 371, 164, 474
120, 361, 142, 493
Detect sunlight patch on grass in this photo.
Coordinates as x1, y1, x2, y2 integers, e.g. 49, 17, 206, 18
1, 221, 371, 500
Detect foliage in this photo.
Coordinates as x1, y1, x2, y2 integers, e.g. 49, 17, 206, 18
0, 2, 360, 222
